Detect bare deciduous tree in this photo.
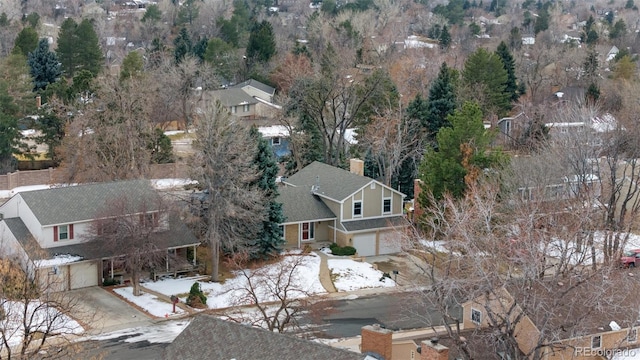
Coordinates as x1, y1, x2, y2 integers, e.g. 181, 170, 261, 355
190, 100, 265, 282
223, 252, 315, 333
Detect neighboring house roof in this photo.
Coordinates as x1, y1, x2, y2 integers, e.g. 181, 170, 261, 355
258, 125, 289, 138
284, 161, 372, 202
278, 185, 336, 224
163, 314, 366, 360
16, 180, 160, 226
230, 79, 276, 98
342, 216, 407, 232
211, 88, 259, 107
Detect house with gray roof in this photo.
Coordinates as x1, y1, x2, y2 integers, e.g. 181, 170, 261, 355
0, 180, 200, 291
163, 314, 367, 360
279, 160, 407, 256
209, 79, 280, 121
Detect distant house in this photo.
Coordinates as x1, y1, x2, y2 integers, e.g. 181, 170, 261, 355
163, 314, 367, 360
258, 125, 291, 158
278, 160, 407, 256
0, 180, 199, 291
607, 45, 620, 62
209, 79, 281, 121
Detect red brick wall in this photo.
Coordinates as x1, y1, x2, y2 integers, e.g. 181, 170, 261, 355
361, 325, 393, 360
420, 340, 449, 360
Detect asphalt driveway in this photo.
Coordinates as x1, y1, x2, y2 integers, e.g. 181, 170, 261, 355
67, 286, 154, 335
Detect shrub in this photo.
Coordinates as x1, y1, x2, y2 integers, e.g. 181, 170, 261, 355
186, 282, 207, 308
103, 277, 120, 286
329, 243, 357, 256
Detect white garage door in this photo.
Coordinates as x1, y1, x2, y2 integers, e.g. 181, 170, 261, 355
379, 231, 402, 255
352, 233, 376, 257
70, 261, 98, 289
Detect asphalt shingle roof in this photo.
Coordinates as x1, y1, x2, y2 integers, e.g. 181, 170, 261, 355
163, 314, 366, 360
278, 185, 336, 223
284, 161, 372, 202
210, 88, 258, 106
17, 180, 160, 226
342, 216, 408, 232
3, 217, 43, 260
231, 79, 275, 97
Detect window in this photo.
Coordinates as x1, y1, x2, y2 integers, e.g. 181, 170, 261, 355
591, 335, 601, 349
353, 201, 362, 217
301, 222, 314, 241
140, 212, 159, 227
243, 104, 250, 112
231, 106, 237, 114
279, 225, 285, 239
383, 198, 392, 214
629, 329, 637, 343
471, 308, 482, 325
54, 224, 74, 241
272, 137, 281, 146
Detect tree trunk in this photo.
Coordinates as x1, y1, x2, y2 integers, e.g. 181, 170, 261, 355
211, 234, 220, 282
132, 268, 140, 296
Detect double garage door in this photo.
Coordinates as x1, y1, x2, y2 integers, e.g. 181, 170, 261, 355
352, 231, 402, 257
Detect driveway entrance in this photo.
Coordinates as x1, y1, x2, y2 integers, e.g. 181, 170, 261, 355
67, 287, 154, 334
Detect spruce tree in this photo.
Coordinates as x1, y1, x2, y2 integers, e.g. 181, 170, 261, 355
425, 63, 457, 143
0, 82, 21, 174
495, 41, 519, 102
246, 20, 276, 64
250, 127, 286, 258
27, 38, 61, 91
56, 18, 102, 77
439, 25, 451, 49
174, 27, 192, 63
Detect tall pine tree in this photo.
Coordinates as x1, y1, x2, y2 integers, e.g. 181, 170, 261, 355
246, 20, 276, 64
425, 62, 457, 143
28, 38, 61, 91
462, 48, 510, 117
250, 127, 286, 258
56, 18, 102, 77
174, 27, 192, 63
495, 41, 520, 102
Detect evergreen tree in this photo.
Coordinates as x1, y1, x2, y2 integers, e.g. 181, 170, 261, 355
439, 25, 451, 49
462, 47, 510, 116
141, 4, 162, 23
56, 18, 102, 77
250, 127, 285, 258
626, 0, 635, 9
425, 63, 457, 143
246, 20, 276, 64
120, 51, 144, 80
12, 27, 38, 57
174, 27, 192, 63
147, 128, 174, 164
0, 13, 8, 27
508, 26, 522, 50
533, 7, 549, 34
610, 19, 627, 39
418, 101, 502, 204
586, 82, 600, 104
192, 38, 208, 62
0, 82, 22, 174
495, 41, 519, 102
35, 112, 65, 164
27, 38, 61, 91
583, 47, 599, 82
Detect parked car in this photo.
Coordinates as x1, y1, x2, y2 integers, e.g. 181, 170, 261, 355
620, 249, 640, 268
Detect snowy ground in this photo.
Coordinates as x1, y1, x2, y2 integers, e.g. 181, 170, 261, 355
113, 287, 186, 318
113, 252, 395, 316
613, 348, 640, 360
1, 300, 83, 348
142, 253, 324, 309
328, 259, 395, 292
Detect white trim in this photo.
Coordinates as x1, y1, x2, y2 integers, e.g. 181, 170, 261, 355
280, 217, 336, 226
300, 221, 315, 242
339, 180, 406, 204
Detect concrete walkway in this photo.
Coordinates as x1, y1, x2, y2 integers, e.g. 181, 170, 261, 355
139, 284, 197, 316
314, 250, 338, 293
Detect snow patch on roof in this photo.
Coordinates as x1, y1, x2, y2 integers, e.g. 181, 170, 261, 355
34, 254, 83, 268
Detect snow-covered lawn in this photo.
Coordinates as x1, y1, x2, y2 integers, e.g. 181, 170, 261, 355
113, 287, 186, 318
328, 259, 395, 292
1, 300, 83, 348
142, 253, 325, 310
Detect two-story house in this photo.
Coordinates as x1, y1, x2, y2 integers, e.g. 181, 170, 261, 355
209, 79, 280, 122
278, 160, 407, 256
0, 180, 200, 291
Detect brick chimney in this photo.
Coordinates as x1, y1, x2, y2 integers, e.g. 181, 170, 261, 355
350, 158, 364, 176
361, 324, 392, 360
419, 338, 449, 360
